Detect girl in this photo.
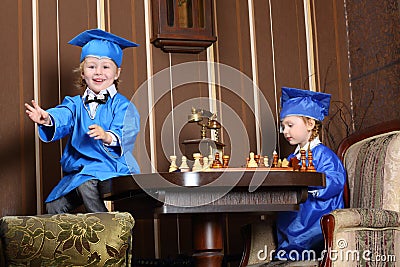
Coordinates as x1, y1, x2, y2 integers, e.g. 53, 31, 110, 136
275, 87, 346, 260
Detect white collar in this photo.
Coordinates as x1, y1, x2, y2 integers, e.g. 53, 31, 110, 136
82, 84, 117, 100
293, 136, 321, 158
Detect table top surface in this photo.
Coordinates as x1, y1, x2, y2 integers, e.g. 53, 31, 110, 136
99, 169, 325, 201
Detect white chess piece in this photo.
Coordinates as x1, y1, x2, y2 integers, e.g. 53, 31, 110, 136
169, 155, 178, 172
247, 152, 258, 168
281, 158, 289, 168
192, 153, 203, 172
202, 156, 210, 171
179, 156, 190, 172
264, 156, 270, 167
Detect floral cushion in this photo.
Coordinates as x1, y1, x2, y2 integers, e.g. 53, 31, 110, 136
0, 212, 134, 267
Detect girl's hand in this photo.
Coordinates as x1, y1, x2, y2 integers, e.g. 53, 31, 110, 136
88, 124, 112, 144
25, 100, 51, 125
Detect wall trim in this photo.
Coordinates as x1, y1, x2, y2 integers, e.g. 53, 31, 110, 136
32, 0, 42, 214
247, 0, 261, 154
303, 0, 316, 91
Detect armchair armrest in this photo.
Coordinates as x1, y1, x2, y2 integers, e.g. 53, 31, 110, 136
321, 208, 400, 267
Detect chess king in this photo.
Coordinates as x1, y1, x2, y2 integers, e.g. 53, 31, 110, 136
275, 87, 346, 260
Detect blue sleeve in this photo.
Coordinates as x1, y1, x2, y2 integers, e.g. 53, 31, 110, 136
104, 98, 140, 158
38, 97, 75, 142
309, 146, 346, 200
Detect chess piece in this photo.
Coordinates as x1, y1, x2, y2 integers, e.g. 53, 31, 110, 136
277, 159, 282, 167
169, 155, 178, 172
192, 153, 203, 171
258, 156, 265, 168
272, 150, 279, 168
300, 150, 307, 172
247, 152, 258, 168
211, 152, 223, 168
202, 156, 211, 171
254, 154, 260, 165
179, 156, 190, 172
263, 156, 270, 167
208, 154, 214, 166
222, 155, 230, 168
290, 157, 300, 171
281, 158, 290, 168
307, 150, 316, 172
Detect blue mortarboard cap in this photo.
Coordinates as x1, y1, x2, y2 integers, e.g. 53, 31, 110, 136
68, 28, 138, 67
280, 87, 331, 121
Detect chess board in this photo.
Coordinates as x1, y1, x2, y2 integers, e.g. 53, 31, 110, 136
208, 167, 297, 172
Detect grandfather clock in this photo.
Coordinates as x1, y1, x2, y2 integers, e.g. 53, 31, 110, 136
151, 0, 217, 53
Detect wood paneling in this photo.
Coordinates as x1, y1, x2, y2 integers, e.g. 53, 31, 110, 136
0, 0, 36, 216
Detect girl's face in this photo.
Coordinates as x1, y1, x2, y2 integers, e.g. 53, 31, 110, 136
81, 57, 120, 94
281, 116, 315, 148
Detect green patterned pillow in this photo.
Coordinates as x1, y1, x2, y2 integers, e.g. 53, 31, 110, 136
0, 212, 134, 267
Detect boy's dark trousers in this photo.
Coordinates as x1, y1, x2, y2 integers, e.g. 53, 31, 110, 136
46, 179, 108, 214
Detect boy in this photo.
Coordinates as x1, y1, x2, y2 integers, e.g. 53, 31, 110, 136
25, 29, 140, 214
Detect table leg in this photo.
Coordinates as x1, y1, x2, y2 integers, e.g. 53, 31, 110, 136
192, 214, 224, 267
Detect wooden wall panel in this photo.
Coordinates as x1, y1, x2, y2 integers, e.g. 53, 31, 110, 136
312, 0, 351, 150
0, 0, 36, 216
215, 1, 257, 167
36, 0, 98, 212
107, 0, 149, 177
271, 0, 308, 89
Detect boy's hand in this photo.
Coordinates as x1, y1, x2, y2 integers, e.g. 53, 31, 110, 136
25, 100, 51, 125
88, 124, 112, 144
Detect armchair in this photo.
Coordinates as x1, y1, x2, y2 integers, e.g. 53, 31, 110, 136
321, 119, 400, 267
0, 211, 134, 266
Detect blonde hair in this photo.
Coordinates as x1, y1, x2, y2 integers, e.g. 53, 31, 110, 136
73, 60, 120, 90
301, 117, 322, 142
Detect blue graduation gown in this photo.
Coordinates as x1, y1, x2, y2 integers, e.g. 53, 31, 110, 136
275, 144, 346, 260
39, 93, 140, 203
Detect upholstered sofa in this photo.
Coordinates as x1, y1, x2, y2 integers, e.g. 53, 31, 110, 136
0, 211, 134, 266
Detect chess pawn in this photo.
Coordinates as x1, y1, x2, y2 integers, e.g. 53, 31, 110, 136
263, 156, 270, 168
272, 150, 279, 168
179, 156, 190, 172
247, 152, 258, 168
208, 154, 214, 167
222, 155, 230, 168
258, 156, 266, 168
277, 159, 282, 167
281, 158, 290, 168
307, 150, 316, 172
212, 153, 223, 168
192, 153, 203, 172
169, 155, 178, 172
300, 150, 307, 172
202, 156, 211, 171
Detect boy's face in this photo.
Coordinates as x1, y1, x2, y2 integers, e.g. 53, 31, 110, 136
281, 115, 315, 148
82, 57, 121, 93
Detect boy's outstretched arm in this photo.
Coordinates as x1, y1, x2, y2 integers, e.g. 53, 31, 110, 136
25, 100, 51, 125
